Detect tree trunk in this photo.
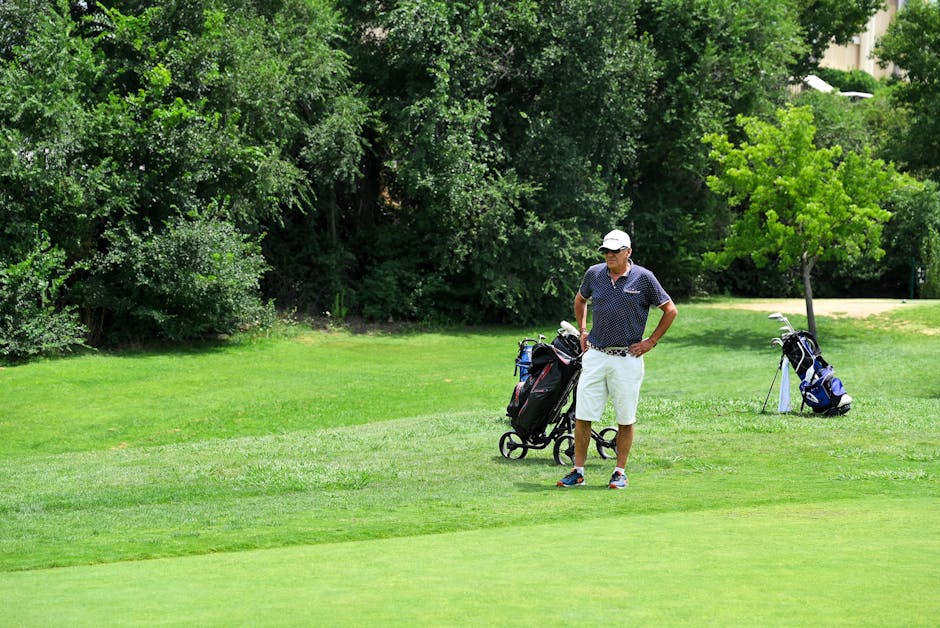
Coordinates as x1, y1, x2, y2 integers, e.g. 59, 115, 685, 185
802, 254, 817, 336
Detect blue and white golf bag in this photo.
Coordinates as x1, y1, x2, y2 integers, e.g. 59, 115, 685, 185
781, 331, 852, 415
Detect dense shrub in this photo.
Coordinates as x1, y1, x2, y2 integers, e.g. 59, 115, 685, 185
816, 180, 940, 298
883, 182, 940, 299
0, 239, 87, 361
793, 90, 870, 155
0, 0, 363, 347
814, 67, 881, 94
90, 217, 274, 342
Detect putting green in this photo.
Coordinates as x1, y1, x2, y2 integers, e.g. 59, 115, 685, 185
3, 495, 937, 626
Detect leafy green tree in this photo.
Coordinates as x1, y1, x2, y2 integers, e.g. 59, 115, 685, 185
0, 0, 115, 270
704, 105, 902, 334
790, 88, 935, 298
874, 0, 940, 180
341, 0, 657, 322
629, 0, 801, 296
790, 0, 884, 78
792, 90, 872, 157
881, 182, 940, 299
0, 0, 365, 348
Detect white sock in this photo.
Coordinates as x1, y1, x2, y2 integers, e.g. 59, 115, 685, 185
575, 466, 584, 475
615, 467, 625, 476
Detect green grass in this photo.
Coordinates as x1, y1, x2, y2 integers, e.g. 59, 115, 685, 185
1, 300, 938, 625
0, 329, 516, 456
4, 496, 937, 626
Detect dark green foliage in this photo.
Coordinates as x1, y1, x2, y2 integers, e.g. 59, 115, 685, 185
923, 231, 940, 299
707, 257, 798, 299
793, 90, 870, 155
811, 182, 938, 298
337, 0, 811, 319
813, 67, 881, 94
0, 238, 87, 361
340, 0, 658, 322
630, 0, 801, 297
856, 87, 911, 171
1, 0, 935, 345
89, 215, 274, 342
874, 1, 940, 181
0, 0, 363, 353
879, 182, 940, 299
791, 0, 884, 78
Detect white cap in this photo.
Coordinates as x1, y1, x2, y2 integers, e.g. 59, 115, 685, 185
598, 229, 631, 251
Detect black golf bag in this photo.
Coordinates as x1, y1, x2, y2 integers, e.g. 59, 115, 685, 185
506, 332, 581, 439
781, 330, 851, 415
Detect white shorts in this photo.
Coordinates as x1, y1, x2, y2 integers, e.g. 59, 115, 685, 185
575, 348, 645, 425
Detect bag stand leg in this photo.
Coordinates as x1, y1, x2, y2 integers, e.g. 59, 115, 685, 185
761, 355, 785, 414
778, 360, 791, 413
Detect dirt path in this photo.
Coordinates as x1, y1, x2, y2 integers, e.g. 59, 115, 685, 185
704, 298, 929, 318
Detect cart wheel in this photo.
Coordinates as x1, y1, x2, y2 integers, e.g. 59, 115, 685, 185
553, 433, 575, 466
596, 427, 618, 459
499, 431, 528, 460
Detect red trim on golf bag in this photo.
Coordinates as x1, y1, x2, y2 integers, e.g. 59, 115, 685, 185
506, 378, 533, 419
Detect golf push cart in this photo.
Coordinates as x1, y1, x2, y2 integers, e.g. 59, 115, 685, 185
500, 321, 617, 465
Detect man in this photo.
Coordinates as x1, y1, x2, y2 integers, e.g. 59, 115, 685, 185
557, 229, 677, 489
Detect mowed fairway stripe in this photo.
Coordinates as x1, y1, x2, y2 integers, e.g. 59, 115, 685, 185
2, 496, 937, 626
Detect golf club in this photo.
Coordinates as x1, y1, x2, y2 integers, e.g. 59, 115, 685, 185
769, 312, 795, 333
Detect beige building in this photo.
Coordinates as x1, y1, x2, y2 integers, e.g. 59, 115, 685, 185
819, 0, 902, 78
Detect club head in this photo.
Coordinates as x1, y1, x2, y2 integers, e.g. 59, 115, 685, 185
771, 338, 783, 347
779, 326, 793, 333
768, 312, 785, 321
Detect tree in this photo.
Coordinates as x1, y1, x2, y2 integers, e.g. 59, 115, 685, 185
629, 0, 802, 297
790, 87, 934, 298
703, 105, 901, 334
340, 0, 658, 323
791, 0, 884, 79
874, 0, 940, 180
881, 182, 940, 299
0, 0, 365, 347
792, 0, 885, 79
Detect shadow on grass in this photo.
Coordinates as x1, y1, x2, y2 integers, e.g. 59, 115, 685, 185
667, 326, 780, 351
514, 482, 561, 492
492, 455, 560, 468
99, 337, 235, 359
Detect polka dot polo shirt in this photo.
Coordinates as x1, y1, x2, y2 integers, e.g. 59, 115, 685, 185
579, 262, 671, 349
